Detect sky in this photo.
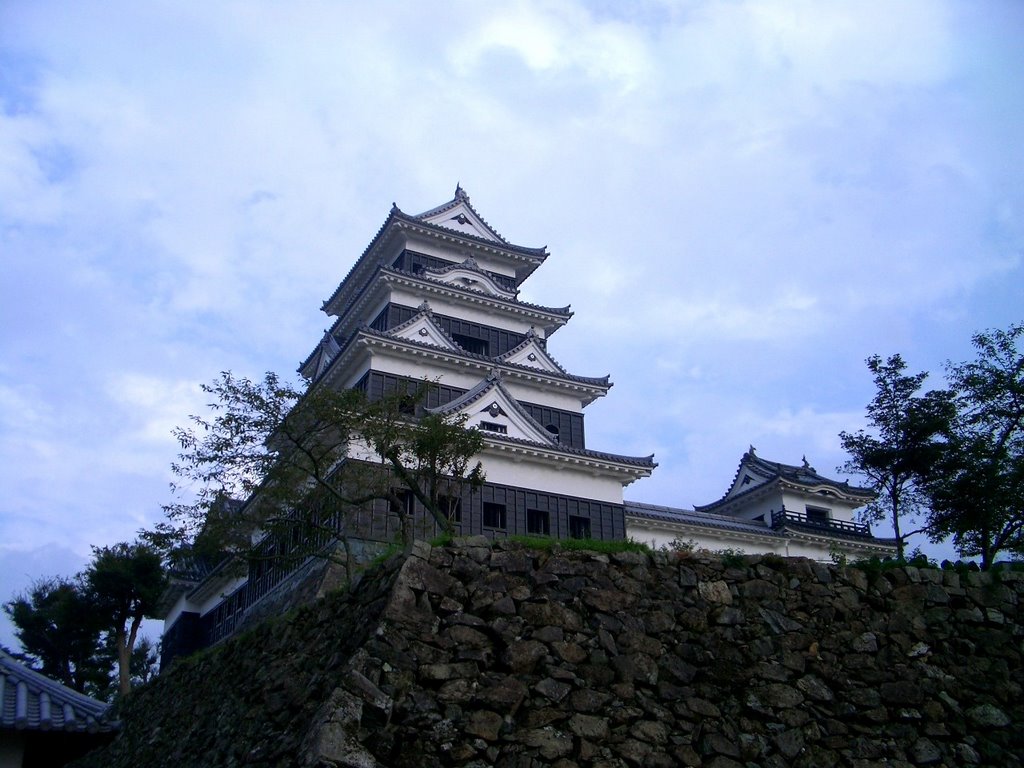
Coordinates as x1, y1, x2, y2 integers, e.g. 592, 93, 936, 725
2, 1, 1023, 650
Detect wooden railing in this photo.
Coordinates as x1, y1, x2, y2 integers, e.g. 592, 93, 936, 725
770, 510, 871, 537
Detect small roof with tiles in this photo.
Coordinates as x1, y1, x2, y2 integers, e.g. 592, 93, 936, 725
0, 650, 116, 733
696, 447, 875, 513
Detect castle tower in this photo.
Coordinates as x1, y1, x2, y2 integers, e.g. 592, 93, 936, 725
300, 186, 656, 541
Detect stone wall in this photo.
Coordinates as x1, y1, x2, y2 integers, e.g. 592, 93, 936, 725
77, 539, 1023, 767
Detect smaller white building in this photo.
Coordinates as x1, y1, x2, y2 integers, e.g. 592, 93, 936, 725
626, 447, 898, 560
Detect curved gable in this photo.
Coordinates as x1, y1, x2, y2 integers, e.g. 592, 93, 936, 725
422, 257, 517, 299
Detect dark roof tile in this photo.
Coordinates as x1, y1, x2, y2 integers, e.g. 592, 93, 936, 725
0, 650, 116, 732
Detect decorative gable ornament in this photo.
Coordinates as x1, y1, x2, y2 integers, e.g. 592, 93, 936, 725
428, 373, 556, 446
387, 304, 461, 351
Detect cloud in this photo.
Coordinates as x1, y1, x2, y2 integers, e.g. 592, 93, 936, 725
104, 374, 204, 448
448, 2, 652, 92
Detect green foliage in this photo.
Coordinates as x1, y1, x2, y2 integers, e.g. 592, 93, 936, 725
849, 549, 939, 582
86, 541, 167, 697
127, 636, 160, 688
504, 535, 650, 554
828, 543, 848, 567
924, 323, 1024, 569
715, 547, 747, 567
838, 354, 953, 558
4, 542, 166, 700
838, 323, 1024, 570
161, 372, 485, 572
3, 577, 110, 696
368, 543, 403, 568
560, 537, 649, 554
659, 536, 698, 555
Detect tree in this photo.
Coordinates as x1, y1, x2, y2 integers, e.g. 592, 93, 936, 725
126, 635, 160, 688
839, 354, 953, 559
162, 372, 484, 573
925, 323, 1024, 568
85, 542, 167, 696
3, 577, 109, 695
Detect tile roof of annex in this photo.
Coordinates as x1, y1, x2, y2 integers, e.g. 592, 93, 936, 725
0, 650, 115, 733
696, 447, 875, 513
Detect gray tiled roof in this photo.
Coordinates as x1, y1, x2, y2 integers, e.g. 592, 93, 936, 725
743, 450, 874, 497
696, 447, 874, 513
0, 650, 115, 733
356, 326, 613, 388
381, 267, 573, 316
625, 501, 784, 538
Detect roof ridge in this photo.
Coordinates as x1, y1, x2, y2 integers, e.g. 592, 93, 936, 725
383, 266, 571, 315
360, 327, 611, 387
484, 432, 657, 467
392, 210, 548, 257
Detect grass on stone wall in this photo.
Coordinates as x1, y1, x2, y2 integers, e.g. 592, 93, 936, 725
508, 535, 650, 554
428, 533, 649, 554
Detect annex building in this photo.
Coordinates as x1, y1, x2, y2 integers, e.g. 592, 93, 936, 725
158, 188, 896, 662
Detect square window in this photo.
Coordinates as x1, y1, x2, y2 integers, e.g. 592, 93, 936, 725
483, 502, 507, 529
568, 515, 591, 540
806, 506, 829, 525
452, 333, 490, 356
527, 508, 550, 536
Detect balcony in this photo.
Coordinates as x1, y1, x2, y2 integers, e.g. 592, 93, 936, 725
770, 510, 872, 538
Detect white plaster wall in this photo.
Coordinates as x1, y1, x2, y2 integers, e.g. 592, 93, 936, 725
478, 448, 628, 503
729, 495, 780, 522
500, 379, 590, 412
626, 519, 894, 561
346, 437, 633, 503
190, 576, 248, 616
627, 523, 791, 556
161, 573, 249, 635
161, 592, 193, 631
780, 491, 861, 523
